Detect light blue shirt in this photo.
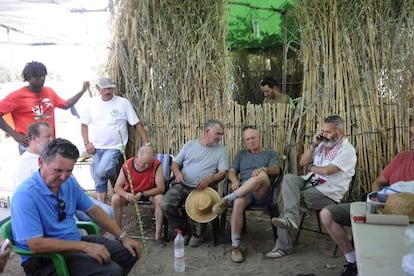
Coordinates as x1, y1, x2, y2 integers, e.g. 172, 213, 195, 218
174, 139, 229, 188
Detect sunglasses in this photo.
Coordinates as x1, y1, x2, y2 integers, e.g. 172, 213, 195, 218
57, 193, 66, 222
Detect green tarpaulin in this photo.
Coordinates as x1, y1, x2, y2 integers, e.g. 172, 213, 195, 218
227, 0, 295, 49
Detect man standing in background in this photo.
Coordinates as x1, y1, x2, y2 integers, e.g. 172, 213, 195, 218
81, 77, 150, 203
0, 61, 90, 154
260, 76, 295, 109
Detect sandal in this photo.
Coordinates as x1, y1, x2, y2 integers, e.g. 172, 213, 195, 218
265, 247, 290, 258
271, 217, 298, 231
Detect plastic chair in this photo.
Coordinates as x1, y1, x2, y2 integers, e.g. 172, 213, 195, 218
136, 153, 173, 240
0, 218, 99, 276
220, 174, 282, 243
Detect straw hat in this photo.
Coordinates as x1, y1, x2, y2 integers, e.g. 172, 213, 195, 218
379, 192, 414, 222
185, 187, 221, 223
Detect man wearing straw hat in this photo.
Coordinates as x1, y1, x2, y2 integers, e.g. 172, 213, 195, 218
160, 119, 229, 247
111, 145, 166, 248
320, 127, 414, 276
80, 77, 151, 203
212, 126, 281, 263
268, 115, 357, 259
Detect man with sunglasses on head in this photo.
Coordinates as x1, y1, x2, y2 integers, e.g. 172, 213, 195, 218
11, 138, 141, 276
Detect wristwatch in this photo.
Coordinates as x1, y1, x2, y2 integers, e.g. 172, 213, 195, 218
116, 231, 127, 242
310, 141, 319, 148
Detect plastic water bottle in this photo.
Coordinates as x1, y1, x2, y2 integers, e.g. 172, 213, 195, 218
174, 230, 185, 272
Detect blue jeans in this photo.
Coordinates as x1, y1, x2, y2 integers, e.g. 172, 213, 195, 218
75, 197, 115, 222
91, 149, 121, 193
22, 235, 138, 275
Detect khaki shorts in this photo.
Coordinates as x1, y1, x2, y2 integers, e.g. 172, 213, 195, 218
324, 202, 351, 226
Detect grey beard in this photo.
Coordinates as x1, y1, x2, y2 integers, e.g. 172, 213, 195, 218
324, 138, 339, 148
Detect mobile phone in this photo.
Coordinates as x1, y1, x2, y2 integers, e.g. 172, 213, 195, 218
0, 239, 9, 253
317, 133, 328, 142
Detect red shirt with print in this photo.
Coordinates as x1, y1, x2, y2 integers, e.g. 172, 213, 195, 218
0, 86, 67, 136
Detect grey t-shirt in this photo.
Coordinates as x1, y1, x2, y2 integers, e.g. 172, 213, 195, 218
174, 139, 229, 188
232, 149, 279, 184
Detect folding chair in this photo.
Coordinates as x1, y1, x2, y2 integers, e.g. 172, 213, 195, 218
0, 218, 98, 276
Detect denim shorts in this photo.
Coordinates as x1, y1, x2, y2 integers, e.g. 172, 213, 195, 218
247, 191, 272, 207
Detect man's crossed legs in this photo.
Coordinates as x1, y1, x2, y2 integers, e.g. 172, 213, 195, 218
213, 172, 271, 263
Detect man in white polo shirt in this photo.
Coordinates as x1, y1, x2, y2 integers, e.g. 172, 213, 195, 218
80, 77, 150, 203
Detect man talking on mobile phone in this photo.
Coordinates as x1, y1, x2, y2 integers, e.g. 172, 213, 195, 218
266, 115, 357, 259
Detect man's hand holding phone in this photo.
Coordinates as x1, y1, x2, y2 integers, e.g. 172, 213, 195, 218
310, 132, 323, 148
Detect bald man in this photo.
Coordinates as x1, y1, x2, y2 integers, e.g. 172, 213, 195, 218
111, 146, 166, 247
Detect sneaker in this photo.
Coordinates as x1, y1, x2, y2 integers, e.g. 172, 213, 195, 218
271, 217, 298, 231
189, 235, 204, 247
341, 262, 357, 276
154, 238, 167, 248
265, 246, 292, 258
212, 198, 229, 215
230, 246, 244, 263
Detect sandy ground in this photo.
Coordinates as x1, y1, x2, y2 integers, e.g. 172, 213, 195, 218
1, 204, 347, 276
0, 131, 347, 275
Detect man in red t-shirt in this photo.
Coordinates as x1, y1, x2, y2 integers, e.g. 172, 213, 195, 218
0, 61, 89, 152
320, 127, 414, 276
111, 145, 166, 247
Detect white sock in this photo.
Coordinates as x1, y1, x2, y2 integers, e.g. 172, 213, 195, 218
231, 234, 240, 247
345, 252, 356, 263
226, 192, 240, 203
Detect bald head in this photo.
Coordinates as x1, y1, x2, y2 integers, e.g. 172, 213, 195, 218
135, 145, 155, 169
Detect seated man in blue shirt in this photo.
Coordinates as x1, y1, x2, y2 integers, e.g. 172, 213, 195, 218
12, 121, 114, 223
11, 138, 141, 275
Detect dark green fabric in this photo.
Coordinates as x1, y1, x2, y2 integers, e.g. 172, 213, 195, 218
227, 0, 296, 49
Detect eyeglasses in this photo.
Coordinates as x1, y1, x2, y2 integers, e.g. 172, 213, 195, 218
57, 194, 66, 222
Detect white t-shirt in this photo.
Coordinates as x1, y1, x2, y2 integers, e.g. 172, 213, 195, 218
13, 151, 40, 189
80, 95, 139, 149
314, 138, 357, 202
